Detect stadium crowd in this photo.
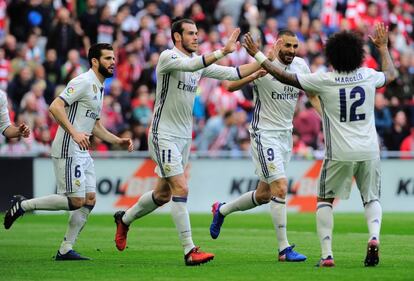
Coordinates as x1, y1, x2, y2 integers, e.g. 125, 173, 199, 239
1, 0, 414, 157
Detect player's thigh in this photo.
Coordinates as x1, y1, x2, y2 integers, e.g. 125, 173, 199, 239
149, 135, 185, 178
84, 157, 96, 194
250, 132, 288, 184
354, 159, 381, 203
318, 159, 354, 199
52, 157, 86, 198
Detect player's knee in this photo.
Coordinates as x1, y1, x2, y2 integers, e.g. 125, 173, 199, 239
68, 197, 85, 209
274, 186, 287, 198
85, 193, 96, 207
255, 190, 272, 204
154, 189, 171, 206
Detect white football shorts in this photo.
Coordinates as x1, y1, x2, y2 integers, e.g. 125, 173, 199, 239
148, 133, 191, 178
317, 158, 381, 203
250, 130, 292, 184
53, 155, 96, 197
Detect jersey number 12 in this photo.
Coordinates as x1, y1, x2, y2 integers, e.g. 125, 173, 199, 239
339, 86, 366, 122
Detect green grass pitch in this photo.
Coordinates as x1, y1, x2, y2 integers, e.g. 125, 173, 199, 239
1, 213, 413, 281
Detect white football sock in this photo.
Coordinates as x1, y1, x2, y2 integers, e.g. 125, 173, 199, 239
122, 191, 159, 225
170, 196, 195, 255
270, 197, 290, 251
219, 191, 259, 216
316, 202, 334, 259
364, 200, 382, 242
59, 205, 93, 254
21, 195, 70, 211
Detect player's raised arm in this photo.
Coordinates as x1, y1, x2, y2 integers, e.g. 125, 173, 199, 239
226, 69, 267, 91
158, 26, 241, 74
369, 22, 398, 85
243, 33, 304, 90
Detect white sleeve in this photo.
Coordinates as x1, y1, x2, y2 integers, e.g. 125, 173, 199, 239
296, 72, 325, 93
157, 50, 206, 74
0, 91, 12, 135
201, 64, 241, 81
370, 69, 386, 88
59, 77, 88, 106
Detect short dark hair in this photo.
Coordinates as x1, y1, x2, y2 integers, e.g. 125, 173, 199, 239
88, 43, 113, 67
171, 18, 196, 44
278, 30, 296, 38
325, 31, 364, 73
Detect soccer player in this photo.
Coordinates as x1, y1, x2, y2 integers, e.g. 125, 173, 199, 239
113, 18, 260, 266
0, 90, 30, 139
3, 43, 134, 260
243, 23, 397, 267
210, 30, 321, 262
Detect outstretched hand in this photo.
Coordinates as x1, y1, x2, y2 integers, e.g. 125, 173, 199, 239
369, 22, 389, 49
18, 123, 30, 138
118, 138, 134, 152
242, 33, 260, 57
222, 28, 241, 55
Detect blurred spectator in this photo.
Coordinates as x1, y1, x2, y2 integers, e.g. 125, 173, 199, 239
134, 52, 159, 92
131, 84, 153, 127
400, 127, 414, 159
130, 121, 148, 151
384, 52, 414, 102
97, 4, 119, 45
108, 79, 131, 121
195, 110, 237, 152
117, 51, 142, 93
43, 48, 61, 86
101, 95, 124, 134
78, 0, 99, 45
24, 33, 42, 63
46, 7, 82, 64
383, 110, 410, 151
7, 66, 35, 110
292, 129, 313, 159
0, 47, 11, 91
2, 34, 18, 60
374, 93, 393, 139
293, 101, 321, 149
60, 49, 87, 84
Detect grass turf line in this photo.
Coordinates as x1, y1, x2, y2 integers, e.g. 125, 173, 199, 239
0, 213, 413, 281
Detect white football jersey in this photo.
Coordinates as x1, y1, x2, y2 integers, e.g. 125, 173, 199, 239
297, 67, 386, 161
250, 57, 310, 133
51, 69, 104, 158
150, 47, 241, 138
0, 90, 11, 135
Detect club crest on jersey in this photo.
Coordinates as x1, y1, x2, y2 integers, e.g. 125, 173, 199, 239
164, 165, 171, 173
189, 72, 200, 85
171, 53, 178, 59
268, 163, 277, 171
93, 84, 98, 94
66, 87, 74, 94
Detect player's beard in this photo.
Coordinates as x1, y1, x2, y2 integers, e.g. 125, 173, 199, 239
278, 50, 295, 65
182, 40, 197, 54
98, 64, 114, 78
